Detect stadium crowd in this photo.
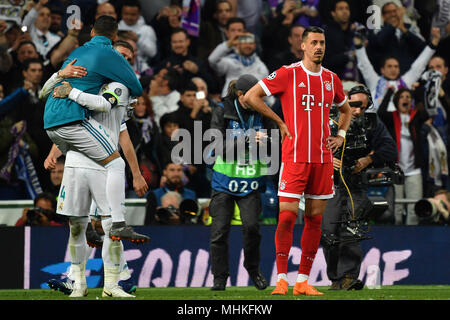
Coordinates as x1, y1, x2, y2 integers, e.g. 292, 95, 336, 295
0, 0, 449, 226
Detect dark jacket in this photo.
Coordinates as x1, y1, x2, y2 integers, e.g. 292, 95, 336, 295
377, 88, 429, 168
210, 95, 277, 160
323, 20, 356, 80
156, 52, 214, 90
367, 23, 426, 73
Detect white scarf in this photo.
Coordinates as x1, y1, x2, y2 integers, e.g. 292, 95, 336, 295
427, 124, 448, 186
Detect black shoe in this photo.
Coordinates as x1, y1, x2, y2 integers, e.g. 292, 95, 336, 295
211, 278, 226, 291
110, 221, 150, 244
86, 223, 103, 248
341, 275, 364, 290
329, 281, 342, 291
249, 271, 268, 290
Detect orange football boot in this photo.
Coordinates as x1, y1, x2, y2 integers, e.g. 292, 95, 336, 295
293, 280, 324, 295
271, 278, 289, 295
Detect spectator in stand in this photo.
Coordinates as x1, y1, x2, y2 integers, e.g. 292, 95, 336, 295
155, 28, 214, 93
46, 156, 64, 199
18, 58, 53, 191
420, 116, 449, 197
208, 31, 269, 98
367, 1, 426, 74
261, 1, 305, 70
0, 80, 33, 117
150, 3, 182, 62
318, 0, 372, 26
292, 0, 321, 28
144, 162, 197, 225
49, 5, 64, 38
228, 0, 263, 36
192, 76, 221, 111
0, 118, 40, 200
378, 87, 429, 225
148, 66, 180, 126
117, 32, 153, 77
156, 112, 180, 173
197, 0, 234, 61
266, 23, 305, 73
125, 94, 161, 192
0, 20, 13, 74
15, 192, 66, 226
118, 0, 158, 64
427, 55, 450, 147
323, 0, 360, 81
355, 27, 441, 111
21, 0, 61, 58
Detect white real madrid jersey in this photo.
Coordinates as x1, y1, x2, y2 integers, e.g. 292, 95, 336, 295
64, 82, 131, 170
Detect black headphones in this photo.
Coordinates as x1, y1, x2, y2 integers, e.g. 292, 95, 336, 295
348, 85, 373, 110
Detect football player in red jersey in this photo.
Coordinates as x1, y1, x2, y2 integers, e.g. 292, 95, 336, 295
244, 26, 352, 295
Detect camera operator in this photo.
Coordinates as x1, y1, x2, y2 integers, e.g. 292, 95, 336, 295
415, 189, 449, 225
15, 192, 66, 226
321, 85, 398, 290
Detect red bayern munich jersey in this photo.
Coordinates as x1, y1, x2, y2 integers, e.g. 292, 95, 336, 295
259, 60, 347, 164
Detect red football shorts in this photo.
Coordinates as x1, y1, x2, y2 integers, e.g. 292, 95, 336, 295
278, 162, 335, 201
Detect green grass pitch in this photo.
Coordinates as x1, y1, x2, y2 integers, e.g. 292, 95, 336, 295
0, 285, 449, 300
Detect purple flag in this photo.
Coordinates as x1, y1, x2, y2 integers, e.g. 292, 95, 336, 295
181, 0, 200, 37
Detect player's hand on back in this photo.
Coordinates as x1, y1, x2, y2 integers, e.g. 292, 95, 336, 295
58, 59, 87, 79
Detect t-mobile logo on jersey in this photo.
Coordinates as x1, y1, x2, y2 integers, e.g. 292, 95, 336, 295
301, 94, 315, 111
301, 94, 330, 111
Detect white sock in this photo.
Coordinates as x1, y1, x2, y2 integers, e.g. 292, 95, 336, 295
296, 273, 309, 283
85, 245, 93, 262
102, 217, 122, 288
104, 157, 126, 223
277, 273, 288, 281
119, 242, 131, 281
68, 217, 89, 289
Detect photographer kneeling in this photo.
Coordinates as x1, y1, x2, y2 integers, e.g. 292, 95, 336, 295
321, 85, 398, 290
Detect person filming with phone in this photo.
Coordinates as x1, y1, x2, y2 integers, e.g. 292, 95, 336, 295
208, 28, 270, 99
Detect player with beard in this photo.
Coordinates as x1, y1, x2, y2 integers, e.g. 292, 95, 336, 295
244, 26, 352, 295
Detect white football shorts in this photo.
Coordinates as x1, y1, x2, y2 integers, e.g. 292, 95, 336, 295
56, 167, 110, 217
46, 117, 116, 163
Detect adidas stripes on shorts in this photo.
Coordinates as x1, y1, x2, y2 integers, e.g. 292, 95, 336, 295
46, 117, 116, 163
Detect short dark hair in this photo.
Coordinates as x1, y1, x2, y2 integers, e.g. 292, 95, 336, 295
302, 26, 325, 42
180, 80, 198, 94
393, 88, 412, 109
171, 27, 189, 39
216, 0, 232, 11
381, 2, 397, 14
93, 15, 118, 39
160, 112, 180, 131
34, 192, 56, 211
380, 55, 399, 68
17, 40, 37, 52
226, 17, 246, 30
22, 58, 43, 72
113, 40, 134, 54
122, 0, 141, 10
332, 0, 350, 11
289, 23, 306, 37
430, 54, 448, 67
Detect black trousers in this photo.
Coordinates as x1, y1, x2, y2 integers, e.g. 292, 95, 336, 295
322, 187, 370, 282
209, 190, 262, 279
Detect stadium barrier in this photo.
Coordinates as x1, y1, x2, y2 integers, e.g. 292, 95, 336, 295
0, 198, 419, 227
0, 222, 448, 289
